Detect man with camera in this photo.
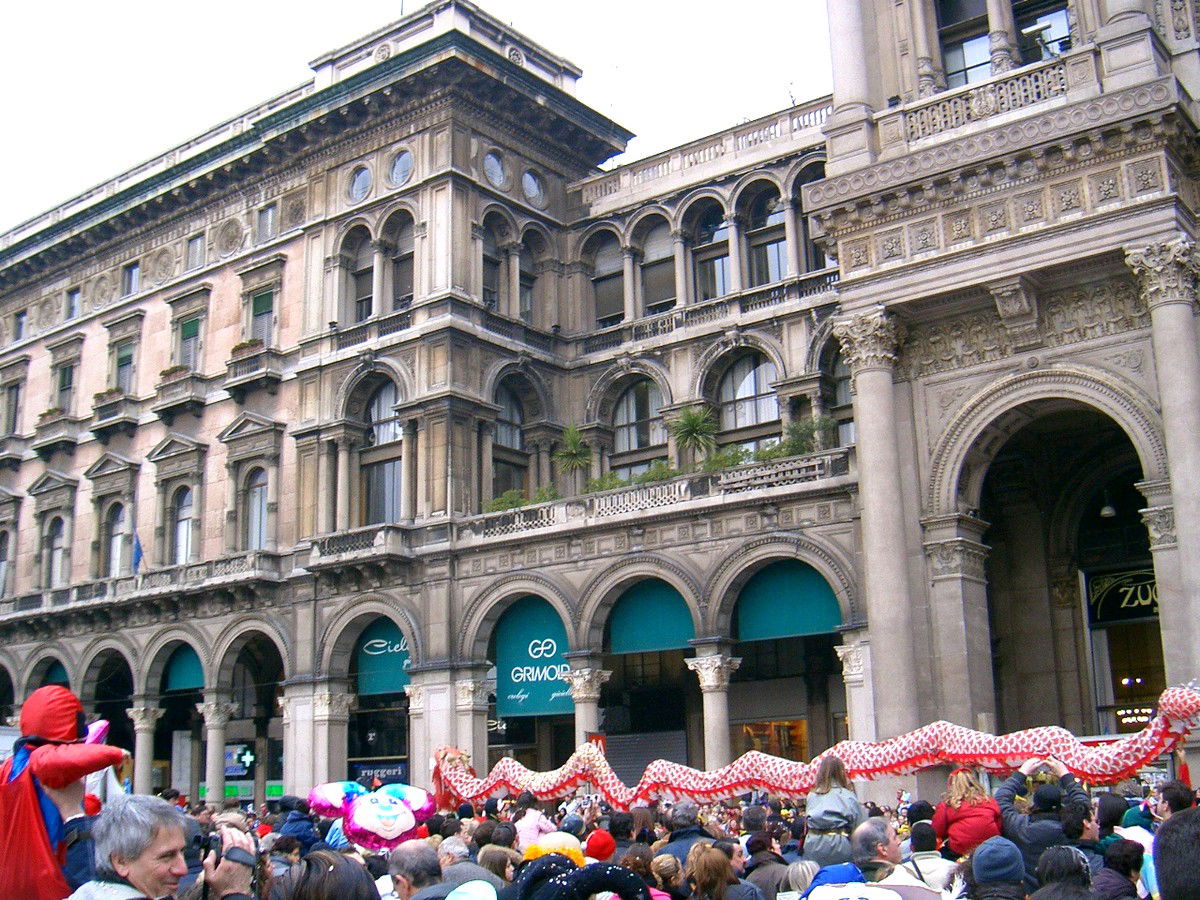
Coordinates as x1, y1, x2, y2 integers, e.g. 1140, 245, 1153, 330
69, 793, 255, 899
994, 755, 1090, 889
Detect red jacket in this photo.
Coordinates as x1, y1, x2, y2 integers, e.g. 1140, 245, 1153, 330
931, 797, 1003, 857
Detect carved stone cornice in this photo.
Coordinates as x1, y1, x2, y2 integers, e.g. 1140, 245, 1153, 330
560, 667, 611, 703
685, 655, 741, 692
1125, 237, 1198, 311
832, 309, 906, 373
1140, 505, 1176, 549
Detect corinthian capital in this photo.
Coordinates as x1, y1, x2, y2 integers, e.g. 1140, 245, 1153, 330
1125, 237, 1198, 310
685, 655, 741, 692
560, 667, 611, 704
196, 700, 237, 728
832, 309, 907, 373
127, 706, 165, 731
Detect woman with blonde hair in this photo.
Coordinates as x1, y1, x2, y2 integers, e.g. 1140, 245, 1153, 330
801, 755, 864, 867
932, 766, 1002, 858
688, 846, 758, 900
652, 853, 687, 900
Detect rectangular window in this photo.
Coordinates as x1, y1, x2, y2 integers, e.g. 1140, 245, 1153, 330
593, 273, 624, 326
65, 288, 80, 320
392, 255, 414, 309
122, 262, 141, 296
750, 239, 786, 287
519, 278, 534, 324
642, 259, 675, 313
186, 234, 206, 271
251, 291, 274, 344
354, 271, 373, 322
696, 254, 730, 302
257, 204, 277, 242
482, 256, 500, 309
1017, 5, 1071, 64
4, 383, 20, 435
363, 459, 402, 525
56, 365, 75, 413
12, 310, 26, 342
179, 317, 200, 370
115, 342, 134, 394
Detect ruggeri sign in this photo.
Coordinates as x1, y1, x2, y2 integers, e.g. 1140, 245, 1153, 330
495, 595, 573, 717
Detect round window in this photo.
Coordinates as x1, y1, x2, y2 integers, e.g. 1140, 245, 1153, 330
390, 149, 414, 186
349, 166, 372, 202
483, 151, 507, 188
522, 170, 547, 207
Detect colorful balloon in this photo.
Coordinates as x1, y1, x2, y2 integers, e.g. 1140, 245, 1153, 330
377, 783, 436, 822
342, 792, 417, 851
307, 781, 367, 818
85, 719, 110, 745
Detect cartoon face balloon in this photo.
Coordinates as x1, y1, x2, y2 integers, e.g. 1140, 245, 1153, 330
85, 719, 110, 745
308, 781, 367, 818
342, 792, 417, 851
377, 783, 436, 823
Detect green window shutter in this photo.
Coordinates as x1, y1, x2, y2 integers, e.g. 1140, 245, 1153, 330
117, 343, 134, 365
252, 291, 273, 315
180, 318, 200, 340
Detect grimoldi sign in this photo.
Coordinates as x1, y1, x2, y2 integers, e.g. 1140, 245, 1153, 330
495, 595, 573, 718
1086, 568, 1158, 626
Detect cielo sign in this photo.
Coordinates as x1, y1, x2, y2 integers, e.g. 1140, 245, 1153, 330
496, 596, 573, 717
356, 619, 411, 695
361, 635, 409, 656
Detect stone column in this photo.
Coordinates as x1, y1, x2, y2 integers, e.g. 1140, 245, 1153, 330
726, 217, 744, 294
335, 438, 353, 530
912, 0, 946, 95
1126, 239, 1200, 684
1138, 479, 1184, 680
921, 514, 997, 732
827, 0, 871, 118
479, 422, 495, 509
401, 420, 418, 520
312, 689, 355, 785
782, 200, 802, 279
672, 231, 691, 306
562, 667, 611, 746
253, 716, 270, 808
835, 637, 876, 741
316, 440, 333, 534
277, 688, 307, 795
985, 0, 1018, 74
265, 455, 279, 552
1102, 0, 1150, 24
622, 247, 639, 322
455, 678, 489, 769
832, 309, 917, 738
685, 654, 741, 770
506, 245, 522, 319
128, 704, 164, 795
197, 697, 236, 805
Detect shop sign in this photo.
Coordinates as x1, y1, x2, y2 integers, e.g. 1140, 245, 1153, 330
356, 618, 411, 695
495, 595, 572, 717
224, 743, 253, 778
349, 761, 409, 784
1086, 568, 1158, 626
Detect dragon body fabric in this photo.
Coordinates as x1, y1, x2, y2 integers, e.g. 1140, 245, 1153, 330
433, 684, 1200, 810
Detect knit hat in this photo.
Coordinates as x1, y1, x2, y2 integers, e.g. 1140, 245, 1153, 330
559, 814, 585, 837
972, 836, 1025, 883
1032, 783, 1062, 812
583, 829, 617, 862
458, 802, 476, 819
20, 685, 85, 743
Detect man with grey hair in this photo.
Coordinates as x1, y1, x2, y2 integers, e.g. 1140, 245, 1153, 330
390, 838, 452, 900
69, 793, 255, 899
661, 799, 711, 867
438, 836, 506, 890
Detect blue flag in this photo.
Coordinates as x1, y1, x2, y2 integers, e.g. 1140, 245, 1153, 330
132, 532, 144, 574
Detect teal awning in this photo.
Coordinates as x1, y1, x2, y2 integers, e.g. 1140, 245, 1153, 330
736, 560, 841, 641
164, 645, 204, 692
355, 618, 411, 695
495, 595, 572, 717
44, 660, 69, 686
608, 579, 694, 653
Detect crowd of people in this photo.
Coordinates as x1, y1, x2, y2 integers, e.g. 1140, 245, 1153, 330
3, 686, 1200, 900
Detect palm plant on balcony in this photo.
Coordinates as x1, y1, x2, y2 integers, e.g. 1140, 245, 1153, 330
552, 425, 591, 495
668, 404, 718, 468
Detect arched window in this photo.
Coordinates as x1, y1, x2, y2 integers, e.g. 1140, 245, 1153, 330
361, 381, 402, 525
692, 203, 730, 302
519, 244, 536, 324
795, 166, 827, 273
351, 236, 374, 322
589, 233, 624, 328
245, 469, 268, 550
481, 225, 501, 310
172, 486, 193, 565
718, 353, 779, 450
104, 503, 125, 577
45, 517, 66, 588
828, 347, 855, 446
493, 384, 527, 497
640, 222, 675, 316
0, 530, 9, 597
611, 379, 667, 479
747, 190, 787, 287
391, 219, 414, 311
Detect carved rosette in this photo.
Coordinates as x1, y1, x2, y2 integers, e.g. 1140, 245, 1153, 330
1141, 505, 1177, 548
560, 667, 611, 704
404, 683, 426, 714
196, 700, 237, 729
685, 655, 741, 692
924, 538, 989, 580
455, 680, 488, 711
127, 706, 165, 731
313, 692, 356, 720
1125, 237, 1198, 311
832, 309, 907, 374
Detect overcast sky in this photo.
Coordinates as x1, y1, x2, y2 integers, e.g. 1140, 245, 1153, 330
0, 1, 832, 236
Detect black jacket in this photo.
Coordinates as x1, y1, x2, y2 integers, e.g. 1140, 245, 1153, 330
995, 772, 1089, 888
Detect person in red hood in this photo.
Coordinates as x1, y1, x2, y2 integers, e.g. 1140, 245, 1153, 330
0, 685, 129, 899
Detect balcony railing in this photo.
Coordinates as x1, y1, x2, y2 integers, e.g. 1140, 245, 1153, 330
0, 433, 28, 469
224, 347, 285, 401
308, 524, 412, 574
333, 308, 413, 350
152, 371, 207, 423
90, 393, 139, 442
32, 412, 88, 458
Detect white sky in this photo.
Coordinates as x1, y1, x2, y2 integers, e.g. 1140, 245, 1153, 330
0, 1, 832, 236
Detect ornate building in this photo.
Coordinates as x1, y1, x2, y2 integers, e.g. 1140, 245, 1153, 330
0, 0, 1193, 803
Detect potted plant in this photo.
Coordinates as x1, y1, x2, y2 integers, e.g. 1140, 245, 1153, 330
37, 407, 65, 423
158, 364, 190, 381
230, 338, 264, 358
667, 405, 718, 468
93, 387, 125, 404
485, 489, 527, 513
551, 425, 591, 495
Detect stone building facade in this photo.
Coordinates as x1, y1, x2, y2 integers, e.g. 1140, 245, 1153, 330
0, 0, 1193, 803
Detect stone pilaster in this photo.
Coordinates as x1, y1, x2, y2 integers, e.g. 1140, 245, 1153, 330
686, 654, 741, 770
454, 676, 489, 770
128, 704, 164, 795
1126, 238, 1200, 684
835, 636, 876, 742
562, 666, 611, 746
312, 689, 355, 787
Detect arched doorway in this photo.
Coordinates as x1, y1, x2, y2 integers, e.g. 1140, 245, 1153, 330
0, 664, 14, 726
211, 633, 285, 807
154, 643, 206, 799
487, 595, 573, 771
348, 617, 411, 784
83, 650, 135, 753
728, 560, 846, 760
978, 403, 1162, 735
599, 579, 699, 783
